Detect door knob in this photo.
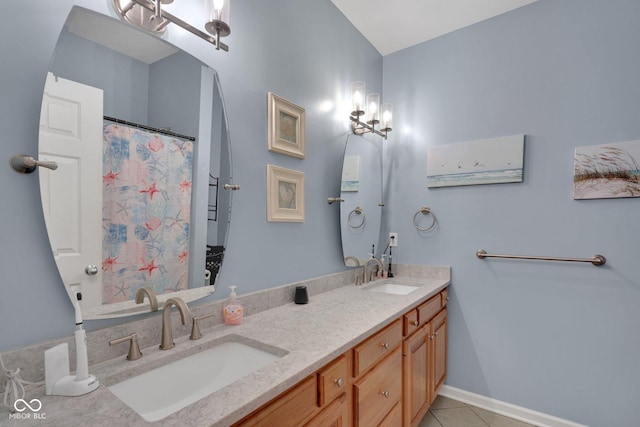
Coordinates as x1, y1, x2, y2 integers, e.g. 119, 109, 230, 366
85, 265, 99, 276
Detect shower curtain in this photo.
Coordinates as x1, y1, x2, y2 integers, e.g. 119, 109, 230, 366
102, 123, 194, 304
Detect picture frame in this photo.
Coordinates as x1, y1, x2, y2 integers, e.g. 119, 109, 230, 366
267, 165, 305, 222
268, 92, 306, 159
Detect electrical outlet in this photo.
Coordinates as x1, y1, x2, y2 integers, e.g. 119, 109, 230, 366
389, 232, 398, 247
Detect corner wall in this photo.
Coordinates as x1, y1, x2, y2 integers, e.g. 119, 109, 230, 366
382, 1, 640, 425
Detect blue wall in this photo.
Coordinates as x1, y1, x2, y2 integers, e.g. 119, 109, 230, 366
2, 0, 638, 425
0, 0, 380, 348
383, 0, 640, 425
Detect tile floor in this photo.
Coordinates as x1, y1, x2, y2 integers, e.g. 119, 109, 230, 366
419, 396, 536, 427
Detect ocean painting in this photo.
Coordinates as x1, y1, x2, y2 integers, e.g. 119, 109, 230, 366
427, 135, 525, 188
573, 140, 640, 200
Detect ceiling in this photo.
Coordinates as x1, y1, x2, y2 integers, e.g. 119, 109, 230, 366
330, 0, 539, 56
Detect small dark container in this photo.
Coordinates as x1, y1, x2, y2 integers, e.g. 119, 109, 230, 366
294, 286, 309, 304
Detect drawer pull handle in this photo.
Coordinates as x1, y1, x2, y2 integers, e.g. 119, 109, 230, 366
334, 378, 345, 388
381, 342, 390, 350
413, 320, 419, 326
382, 390, 390, 398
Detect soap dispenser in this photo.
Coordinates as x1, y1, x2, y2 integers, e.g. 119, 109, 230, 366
223, 286, 243, 325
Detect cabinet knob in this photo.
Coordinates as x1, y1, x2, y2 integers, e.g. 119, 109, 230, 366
434, 331, 439, 337
382, 390, 390, 398
429, 335, 434, 340
381, 342, 390, 350
334, 378, 345, 388
413, 320, 419, 326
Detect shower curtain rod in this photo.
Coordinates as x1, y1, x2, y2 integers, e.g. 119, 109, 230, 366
103, 116, 196, 142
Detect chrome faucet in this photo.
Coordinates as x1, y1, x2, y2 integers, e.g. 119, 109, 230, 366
364, 257, 383, 283
135, 286, 158, 312
160, 297, 191, 350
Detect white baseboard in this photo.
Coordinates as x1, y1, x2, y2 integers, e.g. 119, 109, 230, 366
438, 385, 587, 427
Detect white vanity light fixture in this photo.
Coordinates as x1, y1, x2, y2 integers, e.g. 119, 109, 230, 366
113, 0, 231, 51
349, 82, 392, 139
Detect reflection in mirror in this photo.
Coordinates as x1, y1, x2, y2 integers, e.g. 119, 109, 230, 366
38, 7, 232, 319
339, 134, 382, 266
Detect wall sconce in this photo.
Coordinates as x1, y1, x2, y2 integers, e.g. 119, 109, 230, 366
113, 0, 231, 51
349, 81, 392, 139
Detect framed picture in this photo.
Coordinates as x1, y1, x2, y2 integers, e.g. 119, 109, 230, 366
573, 140, 640, 200
268, 92, 305, 159
426, 134, 524, 187
267, 165, 305, 222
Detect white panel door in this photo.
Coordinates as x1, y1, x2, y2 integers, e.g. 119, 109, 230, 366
39, 72, 103, 309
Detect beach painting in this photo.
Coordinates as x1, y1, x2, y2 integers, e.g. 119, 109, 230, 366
427, 135, 524, 188
573, 140, 640, 200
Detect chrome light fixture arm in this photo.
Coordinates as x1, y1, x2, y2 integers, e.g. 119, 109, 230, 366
115, 0, 230, 51
350, 113, 389, 139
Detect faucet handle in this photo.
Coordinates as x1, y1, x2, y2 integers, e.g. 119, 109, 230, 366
109, 333, 142, 361
190, 313, 215, 340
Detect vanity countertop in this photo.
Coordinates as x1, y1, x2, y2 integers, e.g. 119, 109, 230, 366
3, 273, 449, 427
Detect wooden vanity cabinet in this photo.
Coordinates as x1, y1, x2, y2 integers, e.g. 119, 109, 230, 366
234, 287, 448, 427
233, 353, 350, 427
402, 290, 449, 427
352, 319, 403, 427
305, 392, 349, 427
233, 375, 319, 427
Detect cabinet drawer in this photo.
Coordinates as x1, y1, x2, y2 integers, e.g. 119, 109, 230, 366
417, 295, 440, 326
353, 319, 402, 377
403, 309, 419, 337
441, 288, 449, 307
318, 354, 348, 407
379, 401, 402, 427
234, 376, 317, 427
353, 347, 402, 427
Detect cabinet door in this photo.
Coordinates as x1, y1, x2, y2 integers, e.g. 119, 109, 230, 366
403, 323, 431, 427
430, 308, 447, 403
305, 393, 348, 427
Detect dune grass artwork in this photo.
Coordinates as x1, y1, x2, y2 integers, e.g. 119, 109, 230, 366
573, 140, 640, 200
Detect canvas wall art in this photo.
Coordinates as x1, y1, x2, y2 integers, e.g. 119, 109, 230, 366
573, 140, 640, 200
341, 155, 360, 192
427, 135, 524, 188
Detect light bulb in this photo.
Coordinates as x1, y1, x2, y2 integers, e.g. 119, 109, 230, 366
351, 81, 366, 116
366, 93, 380, 124
381, 103, 393, 131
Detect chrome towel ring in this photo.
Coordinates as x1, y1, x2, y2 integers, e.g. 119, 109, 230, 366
348, 206, 365, 229
413, 206, 437, 231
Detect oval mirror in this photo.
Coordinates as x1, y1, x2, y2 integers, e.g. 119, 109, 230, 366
339, 135, 383, 266
38, 7, 233, 319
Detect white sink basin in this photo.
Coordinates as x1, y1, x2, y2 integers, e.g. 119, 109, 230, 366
108, 335, 286, 422
365, 282, 420, 295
